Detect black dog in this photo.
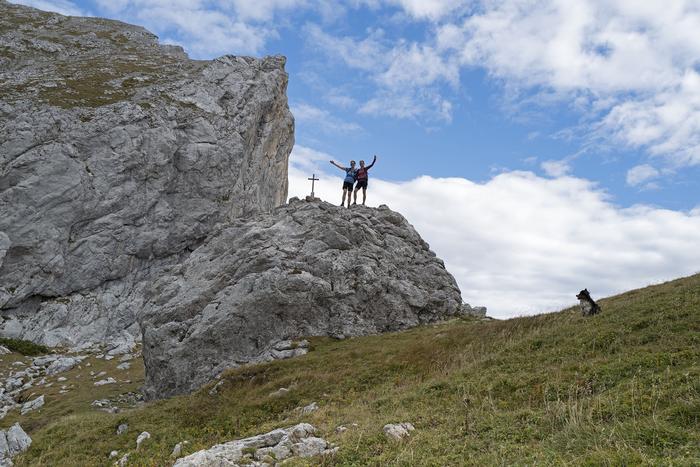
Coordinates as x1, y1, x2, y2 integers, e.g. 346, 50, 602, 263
576, 289, 601, 316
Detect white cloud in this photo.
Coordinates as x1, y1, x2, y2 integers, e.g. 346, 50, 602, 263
541, 159, 571, 177
387, 0, 467, 20
626, 164, 660, 187
356, 0, 468, 21
10, 0, 84, 16
305, 24, 458, 121
229, 0, 307, 21
292, 103, 362, 133
289, 145, 700, 318
443, 0, 700, 167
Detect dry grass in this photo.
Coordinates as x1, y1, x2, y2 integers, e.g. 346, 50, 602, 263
9, 273, 700, 466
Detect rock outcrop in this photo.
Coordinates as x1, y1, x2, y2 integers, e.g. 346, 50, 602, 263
174, 423, 336, 466
0, 1, 294, 347
141, 199, 469, 398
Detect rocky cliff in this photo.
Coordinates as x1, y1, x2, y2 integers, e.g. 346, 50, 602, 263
140, 198, 469, 399
0, 1, 294, 347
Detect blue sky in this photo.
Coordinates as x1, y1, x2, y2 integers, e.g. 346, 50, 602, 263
16, 0, 700, 317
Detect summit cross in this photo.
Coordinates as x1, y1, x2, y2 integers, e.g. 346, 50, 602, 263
307, 173, 319, 199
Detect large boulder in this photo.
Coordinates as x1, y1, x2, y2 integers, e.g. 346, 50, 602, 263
0, 1, 294, 347
141, 199, 469, 398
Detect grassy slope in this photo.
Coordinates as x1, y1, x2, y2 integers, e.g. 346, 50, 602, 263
11, 274, 700, 466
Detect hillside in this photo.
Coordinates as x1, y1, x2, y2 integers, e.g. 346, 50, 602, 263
5, 274, 700, 465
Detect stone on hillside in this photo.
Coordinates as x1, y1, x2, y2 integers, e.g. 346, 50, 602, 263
383, 422, 415, 441
269, 387, 290, 398
116, 362, 130, 370
20, 395, 44, 415
115, 453, 129, 467
0, 346, 10, 355
141, 200, 468, 398
116, 423, 128, 435
296, 402, 319, 416
0, 1, 294, 350
208, 380, 224, 396
46, 357, 84, 376
94, 377, 116, 386
171, 441, 189, 459
32, 355, 58, 367
106, 339, 135, 357
136, 431, 150, 449
109, 450, 119, 459
174, 423, 335, 467
0, 423, 32, 464
4, 378, 22, 392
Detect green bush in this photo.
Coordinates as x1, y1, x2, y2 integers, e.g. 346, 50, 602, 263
0, 337, 49, 356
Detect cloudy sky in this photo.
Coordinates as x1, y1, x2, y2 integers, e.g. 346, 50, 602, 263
15, 0, 700, 318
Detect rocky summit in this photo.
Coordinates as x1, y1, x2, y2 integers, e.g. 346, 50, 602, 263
0, 1, 294, 347
140, 198, 471, 398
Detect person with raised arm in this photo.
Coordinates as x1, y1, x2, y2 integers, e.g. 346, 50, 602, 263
353, 155, 377, 205
329, 159, 357, 208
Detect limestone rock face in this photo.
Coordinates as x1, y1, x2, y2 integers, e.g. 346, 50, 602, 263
141, 199, 468, 398
0, 1, 294, 347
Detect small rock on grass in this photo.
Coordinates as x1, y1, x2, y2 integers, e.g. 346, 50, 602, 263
295, 402, 318, 416
171, 441, 189, 458
94, 377, 117, 386
115, 453, 129, 466
109, 450, 119, 458
383, 422, 415, 441
20, 395, 44, 415
116, 362, 130, 370
208, 380, 224, 396
269, 387, 290, 397
116, 423, 128, 435
136, 431, 150, 449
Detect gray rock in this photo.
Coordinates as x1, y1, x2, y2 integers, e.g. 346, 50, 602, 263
46, 357, 84, 375
296, 402, 319, 416
115, 453, 129, 467
269, 387, 290, 398
4, 378, 22, 392
0, 1, 294, 349
174, 423, 335, 466
32, 355, 58, 367
20, 395, 44, 415
116, 423, 128, 435
94, 377, 116, 386
116, 362, 130, 370
0, 346, 10, 356
0, 423, 31, 464
136, 431, 150, 449
171, 441, 188, 458
141, 200, 465, 398
383, 422, 415, 441
109, 450, 119, 458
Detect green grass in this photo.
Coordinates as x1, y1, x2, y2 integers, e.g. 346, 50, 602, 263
0, 338, 48, 356
10, 274, 700, 466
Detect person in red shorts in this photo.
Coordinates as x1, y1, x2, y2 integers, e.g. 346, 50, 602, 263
353, 155, 377, 205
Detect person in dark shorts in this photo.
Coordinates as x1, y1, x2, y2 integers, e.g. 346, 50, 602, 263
353, 155, 377, 205
329, 159, 357, 208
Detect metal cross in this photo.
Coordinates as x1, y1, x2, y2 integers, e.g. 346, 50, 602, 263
307, 173, 319, 198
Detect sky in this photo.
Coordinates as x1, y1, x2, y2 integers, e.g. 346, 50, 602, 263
14, 0, 700, 318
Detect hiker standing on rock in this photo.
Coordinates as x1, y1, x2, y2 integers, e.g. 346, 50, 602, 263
329, 159, 357, 208
353, 155, 377, 205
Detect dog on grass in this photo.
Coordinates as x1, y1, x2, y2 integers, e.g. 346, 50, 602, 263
576, 289, 601, 316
